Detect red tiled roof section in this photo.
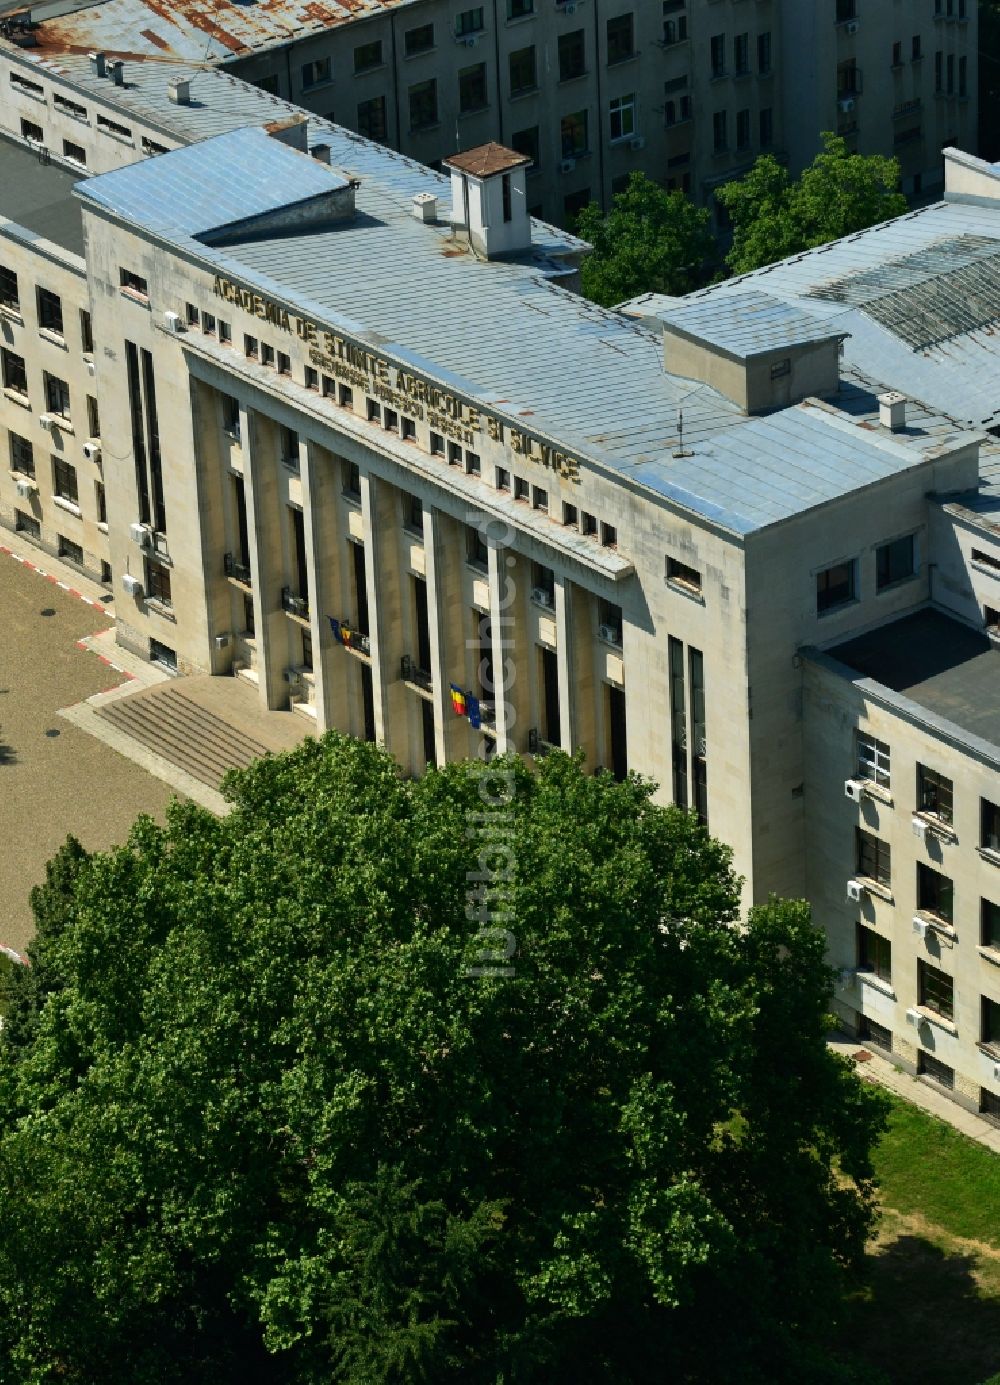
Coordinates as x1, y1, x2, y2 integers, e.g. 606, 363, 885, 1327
444, 142, 530, 178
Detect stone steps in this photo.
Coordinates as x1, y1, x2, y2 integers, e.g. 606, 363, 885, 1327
97, 686, 272, 789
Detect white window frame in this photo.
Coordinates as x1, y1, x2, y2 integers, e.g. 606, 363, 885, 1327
609, 93, 637, 142
857, 731, 890, 789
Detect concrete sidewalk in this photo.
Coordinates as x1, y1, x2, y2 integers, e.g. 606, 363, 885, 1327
830, 1034, 1000, 1154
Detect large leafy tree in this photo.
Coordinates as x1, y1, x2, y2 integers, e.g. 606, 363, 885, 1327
718, 132, 908, 275
0, 736, 886, 1383
577, 172, 716, 307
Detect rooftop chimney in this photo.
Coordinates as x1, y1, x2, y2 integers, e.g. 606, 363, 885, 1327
264, 113, 308, 153
89, 50, 106, 78
311, 143, 331, 165
167, 77, 190, 105
878, 391, 907, 432
443, 142, 532, 258
412, 191, 438, 223
109, 59, 124, 86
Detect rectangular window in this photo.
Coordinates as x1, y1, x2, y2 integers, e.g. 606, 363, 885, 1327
857, 923, 892, 983
219, 320, 232, 345
447, 440, 462, 466
757, 31, 772, 73
514, 476, 530, 502
404, 22, 434, 55
222, 394, 240, 438
876, 533, 916, 590
383, 407, 399, 433
736, 108, 751, 150
9, 432, 34, 477
142, 136, 170, 157
508, 0, 533, 15
532, 484, 548, 512
0, 265, 18, 311
600, 521, 617, 548
947, 53, 955, 94
856, 828, 891, 887
710, 33, 725, 78
981, 996, 1000, 1051
559, 29, 586, 82
301, 57, 332, 89
358, 95, 387, 142
407, 495, 424, 534
983, 799, 1000, 855
459, 63, 488, 114
338, 383, 353, 409
202, 312, 216, 336
277, 351, 291, 376
666, 556, 701, 594
245, 334, 258, 360
354, 39, 383, 72
44, 373, 70, 418
959, 55, 968, 98
511, 125, 540, 168
509, 45, 537, 94
467, 524, 489, 569
606, 13, 634, 65
561, 109, 588, 157
260, 343, 275, 368
860, 1017, 893, 1052
918, 1052, 954, 1089
57, 536, 84, 568
16, 510, 41, 540
119, 268, 148, 300
305, 366, 319, 391
609, 93, 636, 141
343, 459, 361, 498
581, 510, 597, 536
712, 110, 727, 152
836, 0, 857, 18
857, 731, 890, 788
917, 764, 953, 823
10, 71, 44, 98
912, 34, 922, 60
409, 78, 438, 129
456, 7, 485, 37
759, 107, 773, 147
663, 14, 687, 45
2, 348, 28, 395
97, 114, 131, 141
562, 501, 578, 527
983, 899, 1000, 950
734, 32, 749, 74
690, 646, 707, 825
918, 959, 954, 1021
466, 450, 481, 475
367, 398, 381, 424
87, 395, 100, 438
599, 599, 623, 647
36, 287, 63, 336
430, 432, 445, 457
670, 635, 687, 809
280, 426, 299, 471
816, 559, 856, 614
892, 40, 903, 67
495, 465, 510, 490
917, 862, 954, 924
62, 140, 86, 167
52, 455, 78, 504
146, 558, 172, 607
21, 118, 44, 144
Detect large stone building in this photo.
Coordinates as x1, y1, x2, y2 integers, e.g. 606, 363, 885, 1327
1, 55, 999, 1125
0, 0, 978, 227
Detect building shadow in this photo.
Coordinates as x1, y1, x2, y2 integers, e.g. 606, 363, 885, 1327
843, 1234, 1000, 1385
0, 726, 14, 766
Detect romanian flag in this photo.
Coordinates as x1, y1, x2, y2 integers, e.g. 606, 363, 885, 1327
466, 694, 481, 729
329, 617, 342, 644
449, 683, 467, 717
341, 627, 354, 650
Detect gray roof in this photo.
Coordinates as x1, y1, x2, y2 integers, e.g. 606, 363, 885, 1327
0, 133, 84, 256
653, 198, 1000, 431
76, 126, 959, 537
658, 290, 846, 360
828, 608, 1000, 750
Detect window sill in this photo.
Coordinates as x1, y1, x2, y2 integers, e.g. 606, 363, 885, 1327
607, 53, 638, 67
353, 63, 387, 78
98, 127, 134, 145
914, 810, 957, 842
97, 521, 108, 534
914, 911, 957, 942
876, 573, 919, 596
14, 87, 46, 103
971, 559, 1000, 581
120, 288, 150, 308
856, 971, 895, 1000
509, 86, 539, 101
49, 417, 74, 434
0, 305, 24, 326
409, 122, 442, 135
860, 780, 893, 806
38, 328, 67, 350
817, 597, 859, 619
978, 946, 1000, 967
146, 599, 176, 622
557, 72, 590, 87
458, 105, 490, 119
977, 1040, 1000, 1060
666, 577, 705, 605
978, 847, 1000, 869
341, 491, 362, 508
856, 876, 893, 903
3, 388, 31, 410
403, 46, 437, 60
53, 496, 82, 518
915, 1007, 957, 1036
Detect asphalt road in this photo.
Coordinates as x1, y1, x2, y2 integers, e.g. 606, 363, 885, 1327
0, 553, 175, 953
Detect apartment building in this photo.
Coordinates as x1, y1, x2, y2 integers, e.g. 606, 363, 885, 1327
1, 50, 999, 1125
0, 0, 977, 228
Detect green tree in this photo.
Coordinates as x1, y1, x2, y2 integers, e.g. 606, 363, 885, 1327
718, 132, 909, 275
577, 172, 715, 307
0, 737, 887, 1383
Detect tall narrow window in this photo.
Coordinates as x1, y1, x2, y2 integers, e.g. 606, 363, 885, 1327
291, 506, 308, 606
502, 173, 513, 223
669, 635, 687, 809
540, 646, 560, 746
125, 341, 150, 526
141, 348, 165, 533
689, 646, 707, 825
414, 576, 432, 675
352, 542, 369, 636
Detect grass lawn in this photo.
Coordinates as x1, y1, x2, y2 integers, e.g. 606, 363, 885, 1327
842, 1090, 1000, 1385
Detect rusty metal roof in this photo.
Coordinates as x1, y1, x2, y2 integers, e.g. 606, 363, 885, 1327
444, 143, 530, 179
20, 0, 418, 63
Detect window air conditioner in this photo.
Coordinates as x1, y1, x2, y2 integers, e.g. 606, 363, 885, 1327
846, 879, 865, 903
38, 414, 55, 432
15, 477, 37, 497
162, 310, 183, 334
912, 917, 928, 939
629, 135, 646, 151
598, 623, 620, 645
912, 814, 928, 840
838, 97, 855, 113
560, 158, 577, 174
213, 632, 231, 650
905, 1007, 924, 1028
82, 440, 101, 464
531, 586, 554, 609
283, 667, 301, 684
846, 20, 859, 33
85, 357, 96, 377
121, 573, 143, 597
129, 521, 152, 547
844, 778, 864, 802
994, 1062, 1000, 1081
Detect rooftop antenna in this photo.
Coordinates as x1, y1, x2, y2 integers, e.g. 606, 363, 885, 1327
673, 408, 692, 458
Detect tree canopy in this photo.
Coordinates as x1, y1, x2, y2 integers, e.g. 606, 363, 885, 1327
717, 132, 909, 275
577, 172, 716, 307
0, 736, 887, 1383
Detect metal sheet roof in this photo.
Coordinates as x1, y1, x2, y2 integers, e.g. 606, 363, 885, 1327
0, 132, 84, 255
675, 199, 1000, 430
658, 290, 844, 359
25, 0, 418, 62
76, 127, 952, 536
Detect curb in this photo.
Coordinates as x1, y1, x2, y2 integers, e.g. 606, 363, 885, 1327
74, 638, 137, 680
0, 544, 109, 612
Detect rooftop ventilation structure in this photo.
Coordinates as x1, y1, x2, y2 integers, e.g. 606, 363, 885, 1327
443, 142, 532, 259
878, 391, 907, 432
167, 77, 190, 105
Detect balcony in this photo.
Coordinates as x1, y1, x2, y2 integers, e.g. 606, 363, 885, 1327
224, 552, 252, 587
401, 655, 433, 693
281, 586, 310, 620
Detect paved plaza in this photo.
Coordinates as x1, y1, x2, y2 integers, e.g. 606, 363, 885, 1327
0, 545, 176, 953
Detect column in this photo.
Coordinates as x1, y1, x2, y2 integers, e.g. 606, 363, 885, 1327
487, 539, 514, 754
301, 439, 346, 733
242, 405, 285, 712
359, 472, 405, 751
426, 506, 469, 764
554, 573, 575, 752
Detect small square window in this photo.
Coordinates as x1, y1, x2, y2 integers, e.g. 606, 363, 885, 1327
496, 466, 510, 490
277, 351, 291, 376
339, 383, 353, 409
367, 399, 381, 423
219, 321, 232, 345
816, 559, 856, 614
600, 521, 617, 548
244, 334, 259, 360
261, 343, 275, 368
354, 39, 383, 72
305, 366, 319, 391
466, 450, 481, 476
514, 476, 530, 502
448, 441, 463, 466
384, 407, 399, 432
202, 312, 216, 336
582, 510, 597, 536
430, 432, 445, 457
563, 502, 578, 527
876, 534, 916, 591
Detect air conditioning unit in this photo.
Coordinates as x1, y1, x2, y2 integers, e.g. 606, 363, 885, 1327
162, 310, 183, 334
844, 778, 864, 802
559, 158, 577, 174
912, 814, 928, 840
283, 667, 301, 684
598, 623, 620, 645
912, 917, 928, 939
846, 19, 859, 33
531, 586, 554, 609
121, 573, 143, 597
838, 97, 855, 113
629, 136, 646, 151
994, 1061, 1000, 1081
846, 879, 865, 903
905, 1007, 924, 1028
38, 414, 55, 432
459, 33, 478, 46
85, 357, 96, 377
563, 1, 577, 11
82, 440, 101, 464
15, 476, 37, 497
213, 632, 231, 650
129, 521, 152, 547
